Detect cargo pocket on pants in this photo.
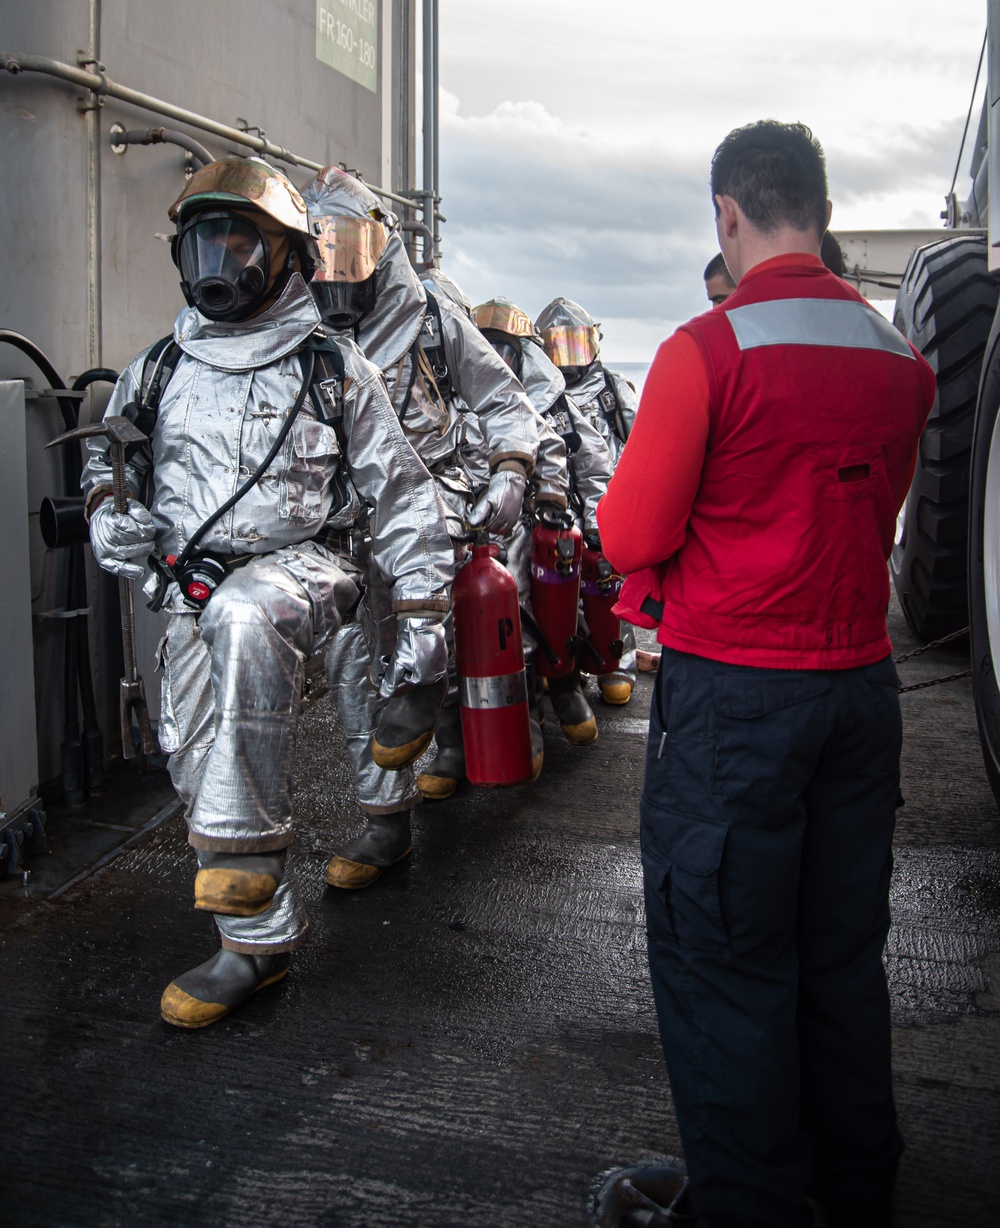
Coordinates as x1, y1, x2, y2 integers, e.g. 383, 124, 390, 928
641, 809, 731, 957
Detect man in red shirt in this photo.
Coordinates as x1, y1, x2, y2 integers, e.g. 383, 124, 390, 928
597, 122, 934, 1228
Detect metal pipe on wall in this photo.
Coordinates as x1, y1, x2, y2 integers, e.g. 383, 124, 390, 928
432, 0, 440, 261
0, 51, 417, 213
113, 126, 213, 165
421, 0, 435, 264
85, 0, 103, 373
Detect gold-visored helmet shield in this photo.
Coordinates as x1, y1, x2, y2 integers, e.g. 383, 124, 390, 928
473, 299, 535, 338
541, 323, 600, 369
313, 215, 388, 283
168, 158, 311, 236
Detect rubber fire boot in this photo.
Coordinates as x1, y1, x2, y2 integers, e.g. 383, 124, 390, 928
548, 670, 598, 745
160, 948, 290, 1029
372, 677, 448, 769
193, 849, 286, 916
416, 699, 465, 800
591, 1164, 694, 1227
599, 676, 634, 705
529, 715, 545, 781
325, 809, 413, 889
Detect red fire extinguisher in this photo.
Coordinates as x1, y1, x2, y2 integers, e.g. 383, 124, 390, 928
581, 539, 625, 675
452, 540, 534, 787
530, 509, 583, 679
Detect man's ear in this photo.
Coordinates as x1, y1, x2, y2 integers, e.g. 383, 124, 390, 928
715, 194, 739, 238
825, 199, 833, 229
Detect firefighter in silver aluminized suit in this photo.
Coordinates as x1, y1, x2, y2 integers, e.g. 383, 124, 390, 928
412, 276, 569, 787
299, 167, 538, 879
535, 296, 638, 705
81, 159, 453, 1027
472, 296, 613, 747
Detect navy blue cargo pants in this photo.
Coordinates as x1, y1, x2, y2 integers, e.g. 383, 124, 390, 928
641, 647, 903, 1228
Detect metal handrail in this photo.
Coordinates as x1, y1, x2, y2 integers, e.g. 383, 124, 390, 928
0, 50, 419, 212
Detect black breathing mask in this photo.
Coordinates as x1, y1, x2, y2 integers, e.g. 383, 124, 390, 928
173, 211, 273, 322
483, 331, 523, 379
311, 276, 377, 330
559, 363, 592, 387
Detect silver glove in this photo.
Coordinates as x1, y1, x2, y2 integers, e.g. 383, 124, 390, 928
467, 469, 528, 537
89, 496, 157, 581
379, 616, 449, 698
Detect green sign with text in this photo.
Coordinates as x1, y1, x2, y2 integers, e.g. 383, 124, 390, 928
316, 1, 379, 93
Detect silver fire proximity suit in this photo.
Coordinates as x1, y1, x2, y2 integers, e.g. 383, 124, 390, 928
301, 167, 537, 845
81, 274, 453, 950
535, 296, 638, 701
535, 297, 638, 465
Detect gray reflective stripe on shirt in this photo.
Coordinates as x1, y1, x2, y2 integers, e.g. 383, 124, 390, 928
726, 298, 914, 359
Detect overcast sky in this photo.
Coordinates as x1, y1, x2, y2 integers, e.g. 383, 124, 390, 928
434, 1, 987, 361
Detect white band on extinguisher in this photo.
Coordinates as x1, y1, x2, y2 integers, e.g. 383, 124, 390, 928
459, 670, 528, 710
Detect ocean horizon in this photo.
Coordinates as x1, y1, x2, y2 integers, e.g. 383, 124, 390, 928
604, 360, 651, 395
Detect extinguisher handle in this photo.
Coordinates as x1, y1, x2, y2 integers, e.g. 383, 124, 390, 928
534, 504, 574, 532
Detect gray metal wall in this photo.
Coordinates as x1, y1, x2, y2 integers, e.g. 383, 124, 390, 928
0, 0, 416, 797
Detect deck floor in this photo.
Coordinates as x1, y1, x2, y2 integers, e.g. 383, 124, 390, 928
1, 599, 997, 1227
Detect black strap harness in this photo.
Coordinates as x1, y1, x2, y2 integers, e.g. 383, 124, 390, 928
597, 372, 632, 445
125, 332, 349, 611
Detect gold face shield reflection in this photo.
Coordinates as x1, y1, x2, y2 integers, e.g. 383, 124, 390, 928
541, 324, 599, 368
473, 300, 535, 338
313, 215, 388, 283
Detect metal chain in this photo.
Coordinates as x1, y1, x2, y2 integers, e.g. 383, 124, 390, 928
898, 669, 972, 694
893, 626, 970, 664
894, 625, 972, 693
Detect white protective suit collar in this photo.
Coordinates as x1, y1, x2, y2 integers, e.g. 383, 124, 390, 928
174, 273, 321, 371
519, 338, 566, 417
300, 168, 426, 372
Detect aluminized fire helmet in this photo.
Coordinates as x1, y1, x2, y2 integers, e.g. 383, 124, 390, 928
423, 268, 473, 317
168, 158, 320, 322
300, 166, 426, 365
300, 166, 392, 329
535, 297, 602, 386
472, 296, 536, 374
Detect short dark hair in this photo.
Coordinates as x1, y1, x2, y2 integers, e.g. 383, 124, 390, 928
820, 231, 845, 278
703, 253, 736, 286
710, 121, 828, 236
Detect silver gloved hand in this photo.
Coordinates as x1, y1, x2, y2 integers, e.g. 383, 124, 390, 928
467, 468, 528, 537
89, 496, 157, 581
379, 615, 449, 699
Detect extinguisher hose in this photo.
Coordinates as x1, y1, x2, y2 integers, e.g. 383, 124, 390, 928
518, 605, 560, 669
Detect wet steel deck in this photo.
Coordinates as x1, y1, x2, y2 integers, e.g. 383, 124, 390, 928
1, 599, 997, 1227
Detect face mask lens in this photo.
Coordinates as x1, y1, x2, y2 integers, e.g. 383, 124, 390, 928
177, 214, 270, 320
486, 337, 521, 373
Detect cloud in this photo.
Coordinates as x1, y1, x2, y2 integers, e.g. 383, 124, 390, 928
440, 91, 716, 360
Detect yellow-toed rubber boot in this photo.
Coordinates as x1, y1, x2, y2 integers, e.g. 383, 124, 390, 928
372, 678, 448, 770
548, 671, 598, 745
160, 948, 290, 1029
599, 677, 634, 706
193, 850, 286, 916
325, 810, 412, 890
416, 699, 465, 800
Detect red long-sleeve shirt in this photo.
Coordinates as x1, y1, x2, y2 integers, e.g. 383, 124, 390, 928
597, 254, 934, 668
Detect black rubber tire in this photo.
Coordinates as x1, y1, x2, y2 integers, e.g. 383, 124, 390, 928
968, 304, 1000, 808
891, 233, 1000, 641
